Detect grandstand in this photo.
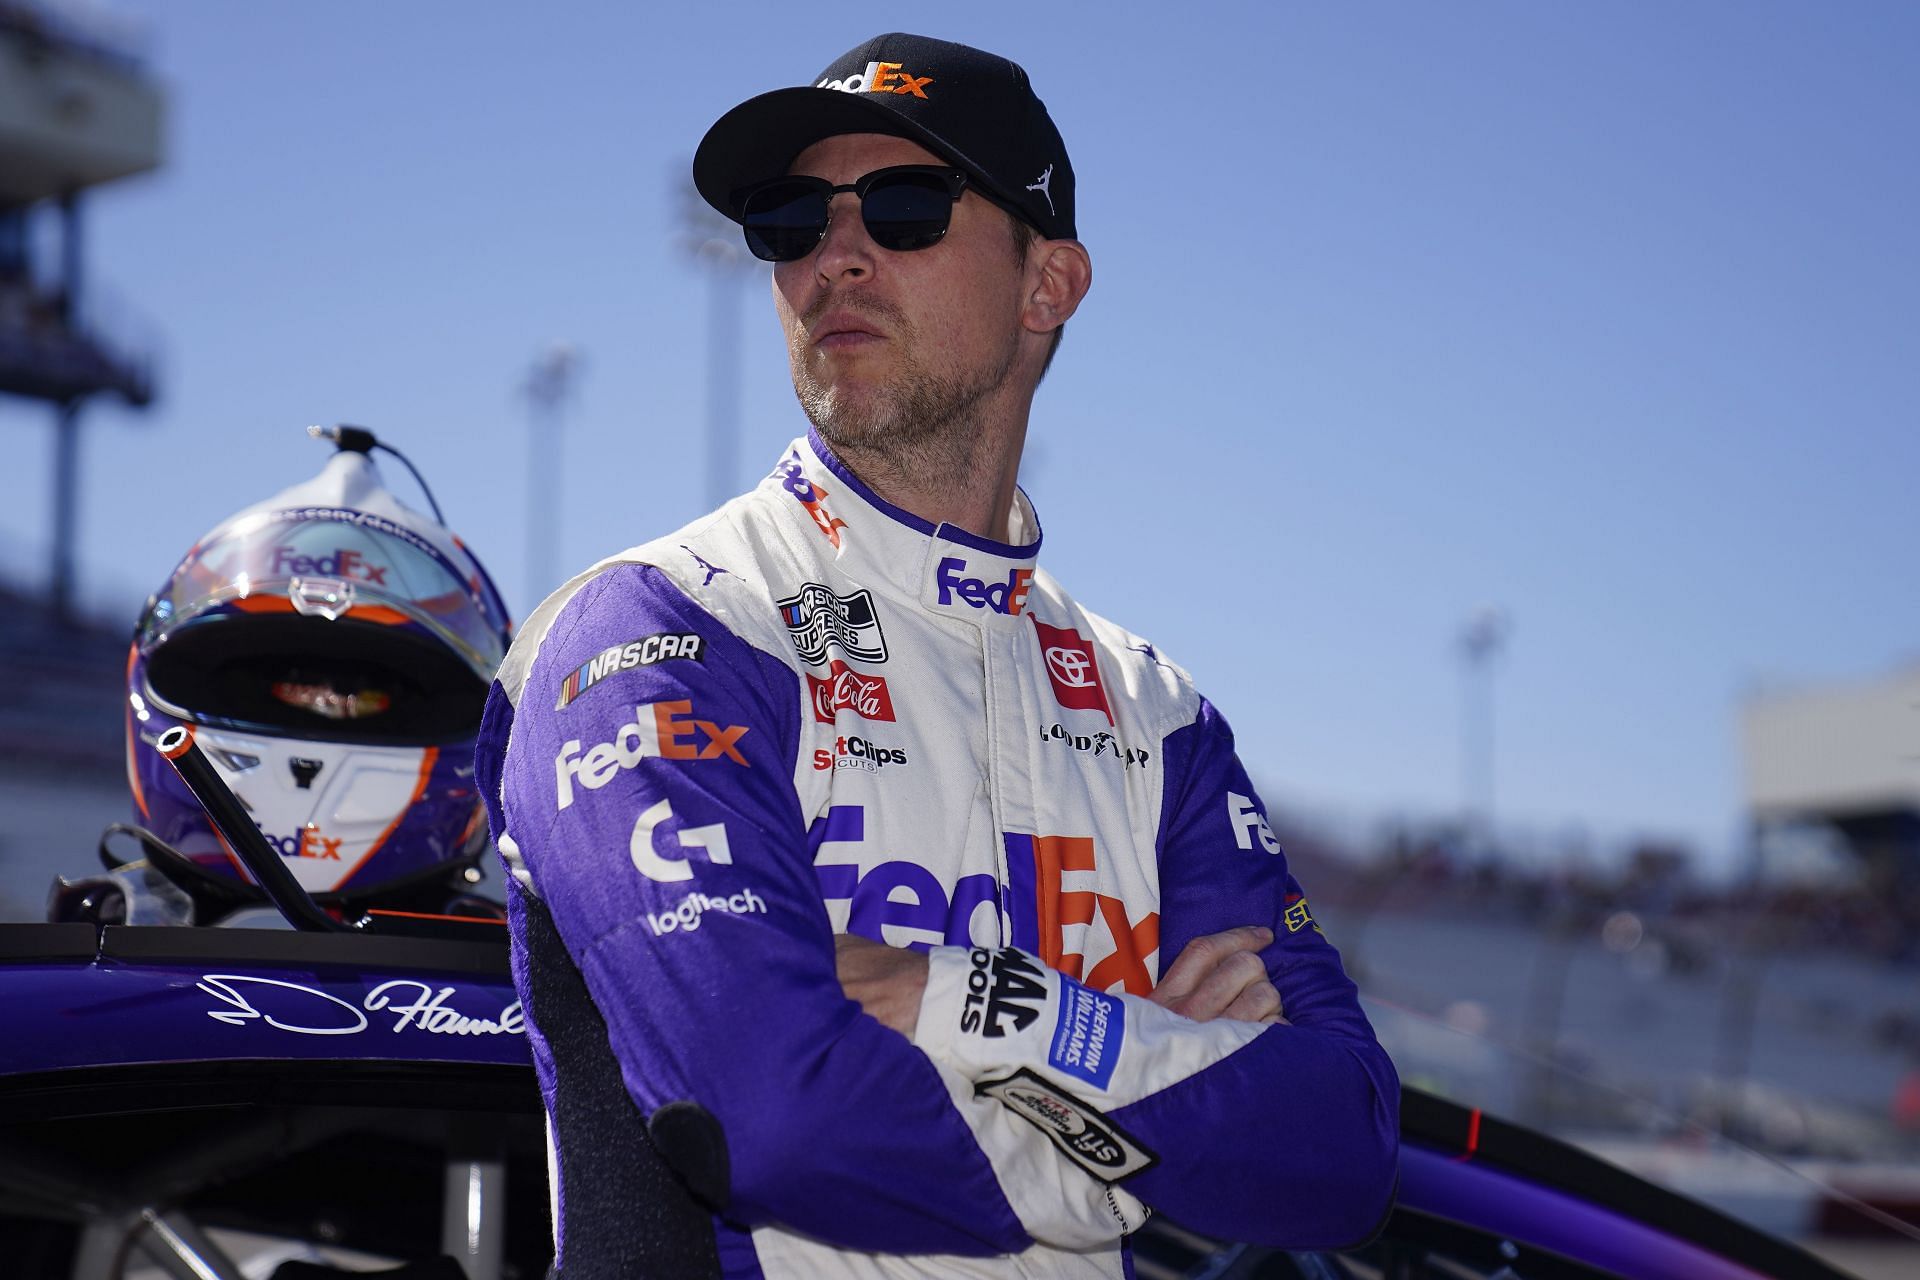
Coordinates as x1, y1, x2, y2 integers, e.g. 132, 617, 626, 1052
1743, 667, 1920, 930
0, 1, 164, 916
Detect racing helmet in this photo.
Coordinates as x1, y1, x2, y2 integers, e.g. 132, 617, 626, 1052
126, 440, 512, 899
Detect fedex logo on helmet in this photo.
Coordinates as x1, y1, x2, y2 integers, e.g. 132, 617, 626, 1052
936, 557, 1033, 616
269, 546, 389, 586
259, 825, 343, 861
819, 61, 933, 99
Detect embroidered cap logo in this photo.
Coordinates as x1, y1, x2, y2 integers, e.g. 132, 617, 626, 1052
818, 61, 934, 99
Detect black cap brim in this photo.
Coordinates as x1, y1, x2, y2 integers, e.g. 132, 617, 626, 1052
693, 86, 1029, 226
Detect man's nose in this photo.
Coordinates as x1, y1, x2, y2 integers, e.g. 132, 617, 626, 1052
812, 191, 875, 282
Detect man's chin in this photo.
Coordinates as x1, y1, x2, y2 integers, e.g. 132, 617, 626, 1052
810, 408, 895, 450
800, 382, 897, 441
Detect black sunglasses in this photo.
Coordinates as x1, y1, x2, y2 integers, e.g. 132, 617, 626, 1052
735, 165, 971, 263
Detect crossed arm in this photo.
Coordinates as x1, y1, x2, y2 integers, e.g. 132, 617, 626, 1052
835, 924, 1289, 1035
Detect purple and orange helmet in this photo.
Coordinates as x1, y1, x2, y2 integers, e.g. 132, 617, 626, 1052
127, 446, 512, 901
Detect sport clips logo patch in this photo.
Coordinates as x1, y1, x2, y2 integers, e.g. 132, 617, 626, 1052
818, 60, 932, 99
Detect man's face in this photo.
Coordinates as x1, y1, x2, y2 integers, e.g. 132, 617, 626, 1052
772, 133, 1029, 451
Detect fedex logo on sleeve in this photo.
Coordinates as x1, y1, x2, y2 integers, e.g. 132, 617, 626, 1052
554, 701, 749, 809
1228, 791, 1281, 855
935, 557, 1033, 616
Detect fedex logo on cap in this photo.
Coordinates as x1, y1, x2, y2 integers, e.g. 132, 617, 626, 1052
936, 556, 1033, 616
819, 61, 933, 99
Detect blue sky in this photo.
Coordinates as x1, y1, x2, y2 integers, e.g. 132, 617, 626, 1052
5, 2, 1916, 873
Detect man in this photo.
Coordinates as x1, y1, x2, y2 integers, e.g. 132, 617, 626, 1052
475, 32, 1398, 1279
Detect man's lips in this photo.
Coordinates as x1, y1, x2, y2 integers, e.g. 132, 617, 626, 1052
810, 312, 886, 351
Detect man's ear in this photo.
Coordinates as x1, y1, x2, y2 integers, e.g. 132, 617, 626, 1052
1022, 240, 1092, 336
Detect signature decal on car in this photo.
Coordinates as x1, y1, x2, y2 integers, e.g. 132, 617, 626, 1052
196, 974, 524, 1037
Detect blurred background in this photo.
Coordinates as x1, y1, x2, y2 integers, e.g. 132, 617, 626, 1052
0, 0, 1915, 1273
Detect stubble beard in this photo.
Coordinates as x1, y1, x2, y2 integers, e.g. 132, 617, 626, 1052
790, 293, 1021, 485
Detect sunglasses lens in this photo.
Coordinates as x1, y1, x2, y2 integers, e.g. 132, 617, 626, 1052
741, 182, 829, 262
861, 172, 956, 251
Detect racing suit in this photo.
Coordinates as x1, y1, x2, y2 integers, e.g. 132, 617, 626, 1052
474, 429, 1399, 1278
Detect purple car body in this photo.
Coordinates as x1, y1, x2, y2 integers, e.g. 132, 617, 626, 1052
0, 923, 1855, 1279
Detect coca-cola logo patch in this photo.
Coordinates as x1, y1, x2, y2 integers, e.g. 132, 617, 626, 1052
807, 661, 896, 723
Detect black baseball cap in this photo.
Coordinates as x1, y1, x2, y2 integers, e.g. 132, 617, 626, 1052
693, 33, 1076, 242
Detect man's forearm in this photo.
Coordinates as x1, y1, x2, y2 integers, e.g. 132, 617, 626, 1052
912, 943, 1399, 1249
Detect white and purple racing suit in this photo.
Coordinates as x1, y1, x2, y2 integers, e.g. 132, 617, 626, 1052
474, 430, 1399, 1277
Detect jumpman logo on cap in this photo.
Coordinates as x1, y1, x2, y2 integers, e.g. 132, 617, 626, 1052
1026, 163, 1055, 216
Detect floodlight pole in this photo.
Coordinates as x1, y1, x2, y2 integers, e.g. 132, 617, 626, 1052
1459, 608, 1509, 858
49, 193, 84, 626
705, 262, 744, 510
676, 177, 763, 510
521, 344, 580, 610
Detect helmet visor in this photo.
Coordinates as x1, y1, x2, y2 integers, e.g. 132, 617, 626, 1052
142, 509, 508, 678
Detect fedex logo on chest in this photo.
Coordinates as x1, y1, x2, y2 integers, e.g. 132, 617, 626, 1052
934, 556, 1033, 616
811, 805, 1161, 996
811, 806, 998, 949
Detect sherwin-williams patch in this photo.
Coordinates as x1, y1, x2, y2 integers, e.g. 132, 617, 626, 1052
1049, 975, 1124, 1089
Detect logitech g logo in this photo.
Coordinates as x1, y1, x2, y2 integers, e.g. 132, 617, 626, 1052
629, 798, 734, 883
